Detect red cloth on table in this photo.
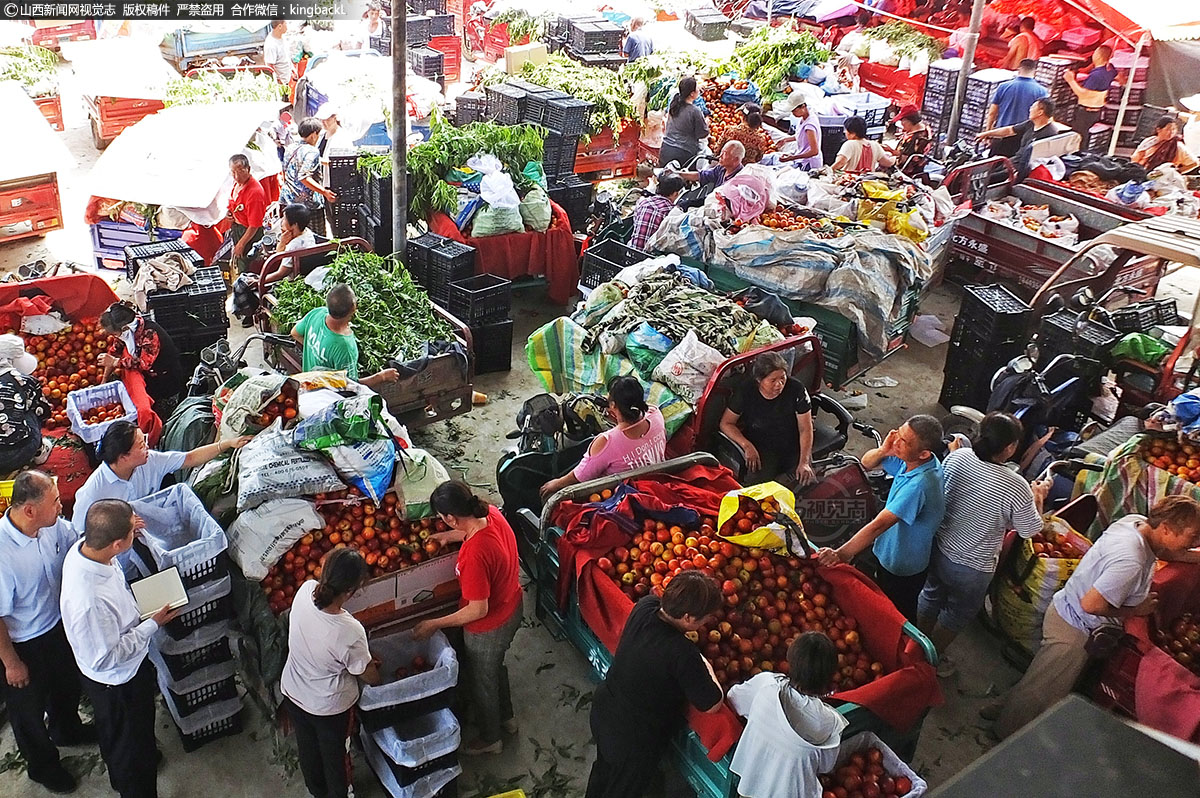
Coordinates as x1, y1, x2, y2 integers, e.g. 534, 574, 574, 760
0, 294, 54, 333
41, 429, 93, 517
427, 200, 580, 306
184, 221, 229, 266
562, 466, 942, 761
1127, 561, 1200, 742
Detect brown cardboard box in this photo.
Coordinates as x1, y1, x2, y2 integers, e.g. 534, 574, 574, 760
505, 42, 548, 75
346, 550, 461, 628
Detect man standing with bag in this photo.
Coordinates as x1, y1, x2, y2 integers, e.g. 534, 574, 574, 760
60, 500, 180, 798
0, 471, 95, 794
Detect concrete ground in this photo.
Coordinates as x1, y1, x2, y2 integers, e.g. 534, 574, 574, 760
0, 46, 1032, 798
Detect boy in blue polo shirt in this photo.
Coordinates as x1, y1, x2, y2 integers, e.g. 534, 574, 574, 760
817, 415, 946, 620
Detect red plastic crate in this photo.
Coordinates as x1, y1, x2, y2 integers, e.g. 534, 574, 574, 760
1091, 636, 1143, 718
34, 95, 64, 132
29, 20, 95, 50
858, 62, 927, 108
427, 35, 461, 82
483, 22, 530, 62
574, 124, 641, 179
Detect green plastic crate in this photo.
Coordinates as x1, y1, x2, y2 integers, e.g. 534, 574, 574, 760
671, 729, 739, 798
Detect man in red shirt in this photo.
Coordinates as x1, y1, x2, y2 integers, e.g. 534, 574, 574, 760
228, 154, 266, 277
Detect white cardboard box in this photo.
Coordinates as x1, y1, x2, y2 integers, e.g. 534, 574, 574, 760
345, 551, 461, 627
505, 43, 548, 75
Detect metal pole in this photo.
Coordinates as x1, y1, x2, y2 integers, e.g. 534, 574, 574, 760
945, 0, 985, 146
392, 0, 408, 261
1109, 32, 1148, 157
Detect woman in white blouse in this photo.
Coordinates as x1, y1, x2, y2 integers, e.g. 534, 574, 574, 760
728, 632, 848, 798
280, 548, 381, 798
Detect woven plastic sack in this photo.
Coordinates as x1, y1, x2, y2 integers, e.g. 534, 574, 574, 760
358, 629, 459, 712
294, 394, 388, 451
518, 187, 552, 233
996, 516, 1092, 654
651, 330, 724, 404
471, 203, 524, 237
216, 371, 298, 440
226, 498, 324, 581
235, 418, 344, 512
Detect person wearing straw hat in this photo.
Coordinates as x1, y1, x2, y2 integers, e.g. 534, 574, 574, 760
777, 93, 822, 171
0, 333, 52, 475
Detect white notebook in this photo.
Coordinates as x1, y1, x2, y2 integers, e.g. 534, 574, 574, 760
130, 567, 189, 620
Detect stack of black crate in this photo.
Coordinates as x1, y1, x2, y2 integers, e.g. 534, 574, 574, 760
1036, 55, 1080, 128
938, 284, 1032, 411
922, 60, 961, 146
324, 154, 363, 239
448, 273, 513, 374
564, 18, 626, 70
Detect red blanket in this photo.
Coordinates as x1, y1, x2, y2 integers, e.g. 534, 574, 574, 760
558, 466, 943, 761
1128, 561, 1200, 742
428, 201, 580, 306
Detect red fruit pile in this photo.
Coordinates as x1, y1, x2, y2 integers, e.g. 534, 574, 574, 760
1028, 531, 1083, 560
820, 747, 914, 798
24, 321, 114, 428
703, 89, 742, 149
1141, 437, 1200, 483
393, 655, 432, 681
261, 487, 458, 614
597, 514, 885, 690
1152, 613, 1200, 675
253, 394, 299, 428
82, 401, 125, 425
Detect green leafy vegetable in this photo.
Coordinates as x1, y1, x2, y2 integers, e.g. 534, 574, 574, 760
271, 248, 455, 371
356, 152, 392, 179
620, 51, 724, 111
860, 21, 944, 63
717, 27, 831, 98
488, 8, 551, 43
519, 55, 637, 134
164, 70, 288, 107
0, 45, 57, 98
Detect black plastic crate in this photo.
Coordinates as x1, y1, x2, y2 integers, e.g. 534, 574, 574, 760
1151, 297, 1179, 325
1111, 302, 1158, 334
326, 201, 362, 239
358, 205, 394, 256
1109, 81, 1145, 105
685, 8, 729, 41
959, 283, 1032, 334
546, 174, 591, 233
364, 173, 393, 226
406, 14, 431, 45
505, 78, 544, 94
158, 637, 233, 683
548, 12, 604, 39
176, 709, 243, 753
472, 319, 513, 374
360, 687, 455, 732
542, 132, 581, 177
168, 675, 239, 717
486, 83, 526, 125
427, 12, 454, 35
544, 96, 592, 136
146, 267, 228, 332
124, 239, 206, 281
163, 593, 234, 640
382, 750, 459, 788
454, 90, 487, 126
407, 45, 443, 77
926, 64, 959, 94
571, 51, 628, 70
323, 154, 362, 200
405, 231, 449, 284
448, 273, 511, 325
523, 88, 568, 126
1038, 311, 1122, 363
1083, 123, 1113, 154
409, 0, 446, 12
580, 239, 649, 290
568, 19, 623, 54
426, 240, 476, 305
174, 552, 230, 591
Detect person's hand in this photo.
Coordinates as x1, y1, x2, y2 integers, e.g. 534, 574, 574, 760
376, 368, 399, 383
1134, 592, 1159, 616
742, 442, 762, 473
226, 435, 254, 451
1031, 477, 1053, 505
233, 241, 245, 258
881, 428, 901, 456
411, 620, 438, 640
3, 657, 30, 689
947, 434, 964, 453
279, 227, 296, 247
151, 604, 183, 626
99, 352, 119, 369
1032, 426, 1058, 451
131, 514, 146, 537
324, 188, 338, 204
815, 547, 842, 568
795, 461, 817, 486
539, 480, 558, 501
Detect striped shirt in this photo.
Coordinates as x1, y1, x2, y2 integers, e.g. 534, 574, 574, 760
936, 448, 1043, 571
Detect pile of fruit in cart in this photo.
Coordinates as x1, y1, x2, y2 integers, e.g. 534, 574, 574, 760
24, 321, 115, 428
1140, 436, 1200, 483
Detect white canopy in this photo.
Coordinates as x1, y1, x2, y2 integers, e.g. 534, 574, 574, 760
59, 38, 179, 100
0, 81, 73, 183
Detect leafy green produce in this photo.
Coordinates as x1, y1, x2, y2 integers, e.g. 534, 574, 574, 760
860, 21, 944, 63
356, 152, 392, 179
620, 51, 723, 111
488, 8, 551, 43
406, 113, 544, 221
270, 248, 455, 371
0, 45, 57, 98
718, 27, 830, 98
164, 69, 287, 107
520, 55, 637, 134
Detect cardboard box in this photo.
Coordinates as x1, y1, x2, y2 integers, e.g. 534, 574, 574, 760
346, 550, 461, 628
505, 43, 548, 75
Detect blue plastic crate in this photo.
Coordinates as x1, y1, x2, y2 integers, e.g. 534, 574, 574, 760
91, 220, 182, 272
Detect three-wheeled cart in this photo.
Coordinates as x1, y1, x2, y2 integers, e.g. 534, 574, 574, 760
158, 23, 272, 73
61, 40, 178, 150
0, 82, 68, 244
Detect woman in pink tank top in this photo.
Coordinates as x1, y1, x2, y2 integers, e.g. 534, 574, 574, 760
539, 376, 667, 500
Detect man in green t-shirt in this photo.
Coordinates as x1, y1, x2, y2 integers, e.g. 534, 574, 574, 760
290, 284, 399, 388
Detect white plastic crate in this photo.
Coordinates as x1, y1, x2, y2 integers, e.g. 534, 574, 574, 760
372, 709, 461, 768
159, 669, 241, 735
147, 643, 237, 693
831, 732, 928, 797
360, 723, 460, 798
66, 381, 138, 444
358, 630, 458, 713
130, 484, 228, 587
153, 619, 232, 655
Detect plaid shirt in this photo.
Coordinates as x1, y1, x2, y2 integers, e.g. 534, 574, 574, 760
630, 195, 675, 251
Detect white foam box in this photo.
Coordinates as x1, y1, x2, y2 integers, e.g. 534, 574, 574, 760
505, 42, 548, 75
345, 550, 461, 627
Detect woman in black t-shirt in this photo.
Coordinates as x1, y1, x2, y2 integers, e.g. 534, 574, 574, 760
719, 351, 816, 486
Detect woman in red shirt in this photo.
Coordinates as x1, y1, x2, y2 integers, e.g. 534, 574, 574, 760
413, 481, 522, 755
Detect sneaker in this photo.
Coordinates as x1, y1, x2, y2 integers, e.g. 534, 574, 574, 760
461, 738, 503, 756
30, 766, 77, 794
936, 658, 957, 679
502, 717, 519, 735
979, 701, 1003, 721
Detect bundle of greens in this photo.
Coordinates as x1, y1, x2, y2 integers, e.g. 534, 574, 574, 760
270, 249, 455, 371
620, 51, 724, 111
356, 151, 391, 179
406, 114, 544, 220
719, 27, 831, 97
520, 55, 637, 134
0, 45, 57, 98
860, 21, 944, 63
164, 70, 288, 107
488, 8, 552, 43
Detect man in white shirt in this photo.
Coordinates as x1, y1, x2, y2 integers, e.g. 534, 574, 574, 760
263, 19, 293, 87
0, 471, 94, 794
61, 499, 180, 798
71, 420, 250, 531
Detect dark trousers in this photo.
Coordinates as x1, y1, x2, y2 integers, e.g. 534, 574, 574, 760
463, 605, 521, 744
83, 659, 157, 798
585, 690, 666, 798
0, 622, 86, 779
874, 565, 929, 622
989, 136, 1020, 159
283, 697, 354, 798
659, 142, 698, 168
1073, 106, 1103, 139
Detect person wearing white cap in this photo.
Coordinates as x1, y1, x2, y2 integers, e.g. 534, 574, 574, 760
316, 103, 357, 163
0, 334, 52, 475
777, 94, 822, 171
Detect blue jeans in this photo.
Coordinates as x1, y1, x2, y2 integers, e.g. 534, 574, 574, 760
917, 547, 993, 633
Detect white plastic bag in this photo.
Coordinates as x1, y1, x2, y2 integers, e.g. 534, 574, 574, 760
652, 330, 725, 404
467, 153, 520, 209
20, 314, 69, 335
829, 732, 927, 797
359, 629, 459, 712
226, 498, 324, 581
235, 419, 344, 512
